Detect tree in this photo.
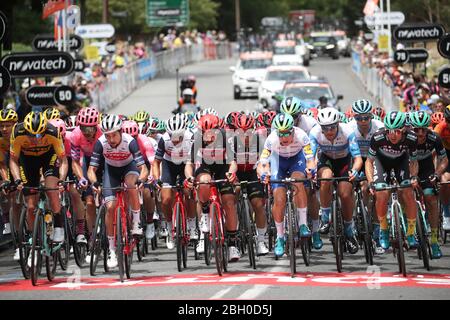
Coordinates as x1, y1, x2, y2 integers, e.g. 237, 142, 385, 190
188, 0, 220, 30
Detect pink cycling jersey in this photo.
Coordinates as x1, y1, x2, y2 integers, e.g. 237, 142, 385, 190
136, 134, 155, 164
70, 125, 103, 161
64, 131, 73, 159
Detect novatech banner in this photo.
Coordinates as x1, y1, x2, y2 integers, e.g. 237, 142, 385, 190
1, 52, 74, 77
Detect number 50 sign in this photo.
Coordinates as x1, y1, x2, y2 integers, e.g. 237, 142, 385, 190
439, 68, 450, 89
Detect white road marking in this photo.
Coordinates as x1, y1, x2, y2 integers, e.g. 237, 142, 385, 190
209, 287, 233, 299
237, 284, 270, 299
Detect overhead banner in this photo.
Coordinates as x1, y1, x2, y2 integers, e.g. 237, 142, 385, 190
75, 24, 115, 39
147, 0, 189, 27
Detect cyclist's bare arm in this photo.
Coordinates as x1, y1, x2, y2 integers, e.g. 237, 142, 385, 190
365, 157, 374, 184
87, 165, 98, 185
409, 159, 418, 177
351, 156, 363, 173
72, 159, 85, 180
9, 155, 21, 182
152, 159, 161, 180
137, 163, 149, 182
0, 162, 8, 181
58, 155, 69, 181
184, 161, 195, 179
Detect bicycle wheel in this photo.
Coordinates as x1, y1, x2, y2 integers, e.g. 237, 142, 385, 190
31, 211, 43, 286
175, 202, 183, 272
242, 199, 256, 269
332, 198, 343, 273
393, 204, 406, 277
90, 206, 105, 276
358, 197, 374, 265
116, 209, 125, 282
211, 204, 224, 276
221, 212, 228, 273
18, 208, 31, 279
124, 213, 133, 280
58, 209, 71, 270
287, 202, 296, 277
204, 231, 211, 266
416, 205, 430, 271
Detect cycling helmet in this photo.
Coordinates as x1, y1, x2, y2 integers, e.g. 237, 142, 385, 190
305, 109, 314, 118
77, 107, 99, 126
309, 107, 319, 119
198, 114, 220, 131
272, 113, 294, 131
262, 111, 277, 128
64, 115, 77, 131
24, 111, 47, 135
44, 107, 60, 120
134, 110, 149, 123
339, 112, 349, 123
147, 117, 160, 132
445, 105, 450, 121
138, 121, 150, 135
372, 106, 386, 120
157, 120, 166, 132
236, 114, 255, 131
0, 108, 18, 122
184, 111, 196, 122
101, 114, 123, 134
166, 113, 187, 136
280, 96, 303, 117
218, 117, 225, 129
410, 111, 431, 128
352, 99, 372, 115
373, 115, 382, 122
317, 107, 340, 126
225, 111, 241, 129
48, 119, 66, 137
182, 88, 194, 96
202, 108, 218, 116
122, 120, 139, 137
187, 75, 196, 84
431, 112, 444, 125
384, 111, 406, 129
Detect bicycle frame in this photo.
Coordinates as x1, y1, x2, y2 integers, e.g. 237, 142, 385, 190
171, 184, 188, 243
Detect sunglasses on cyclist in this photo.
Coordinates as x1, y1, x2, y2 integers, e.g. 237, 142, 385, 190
278, 129, 293, 137
321, 124, 338, 132
80, 126, 97, 134
387, 129, 403, 135
355, 115, 372, 121
413, 127, 427, 134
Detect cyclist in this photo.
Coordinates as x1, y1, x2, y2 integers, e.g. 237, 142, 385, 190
10, 111, 68, 267
88, 115, 148, 269
71, 107, 103, 253
348, 99, 384, 253
372, 106, 386, 121
0, 109, 21, 259
430, 112, 444, 129
176, 89, 199, 114
410, 111, 447, 258
257, 113, 316, 257
434, 106, 450, 231
232, 114, 269, 256
309, 107, 363, 254
134, 110, 150, 124
122, 120, 157, 242
366, 111, 419, 250
152, 114, 195, 249
43, 107, 61, 121
184, 114, 241, 262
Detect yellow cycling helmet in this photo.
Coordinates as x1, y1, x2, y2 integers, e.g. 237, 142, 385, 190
24, 111, 47, 135
0, 109, 18, 122
134, 110, 149, 122
44, 107, 61, 120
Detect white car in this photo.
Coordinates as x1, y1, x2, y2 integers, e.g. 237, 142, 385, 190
258, 65, 311, 108
230, 51, 273, 99
272, 40, 305, 66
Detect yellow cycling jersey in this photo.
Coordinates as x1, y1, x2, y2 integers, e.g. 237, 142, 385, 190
10, 123, 65, 157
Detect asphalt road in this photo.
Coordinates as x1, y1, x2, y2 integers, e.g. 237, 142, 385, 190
0, 56, 449, 300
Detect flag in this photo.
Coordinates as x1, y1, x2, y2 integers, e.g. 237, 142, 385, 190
54, 10, 64, 41
43, 0, 65, 20
363, 0, 379, 16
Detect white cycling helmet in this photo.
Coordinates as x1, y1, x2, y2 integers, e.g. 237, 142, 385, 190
317, 107, 340, 126
182, 88, 194, 96
101, 114, 123, 134
166, 113, 187, 135
202, 108, 218, 116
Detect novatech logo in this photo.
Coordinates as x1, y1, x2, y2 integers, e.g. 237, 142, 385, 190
1, 52, 74, 77
9, 57, 67, 73
394, 24, 444, 41
33, 35, 84, 51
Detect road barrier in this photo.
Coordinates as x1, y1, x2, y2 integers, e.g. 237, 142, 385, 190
351, 49, 401, 112
90, 42, 234, 112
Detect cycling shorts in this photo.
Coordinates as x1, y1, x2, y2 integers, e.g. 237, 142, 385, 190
418, 158, 436, 195
195, 164, 234, 195
317, 153, 352, 178
102, 161, 139, 202
161, 159, 186, 187
372, 154, 411, 189
269, 151, 307, 190
236, 170, 264, 200
19, 151, 59, 196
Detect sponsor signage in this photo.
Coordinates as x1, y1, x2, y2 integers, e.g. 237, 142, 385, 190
0, 11, 7, 43
74, 59, 85, 72
261, 17, 284, 27
438, 33, 450, 59
66, 5, 81, 30
75, 24, 115, 39
364, 11, 405, 26
394, 49, 409, 64
394, 48, 428, 64
147, 0, 189, 27
0, 65, 11, 96
32, 34, 84, 52
1, 52, 74, 78
439, 68, 450, 89
25, 86, 57, 106
54, 85, 75, 105
394, 23, 445, 42
105, 42, 116, 54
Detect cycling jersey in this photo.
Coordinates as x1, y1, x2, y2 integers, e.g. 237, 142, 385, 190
347, 118, 384, 158
260, 127, 313, 162
155, 131, 194, 165
294, 115, 318, 135
309, 123, 361, 160
416, 131, 446, 162
70, 125, 102, 161
434, 121, 450, 150
64, 131, 73, 159
10, 123, 65, 158
232, 133, 264, 172
368, 129, 418, 161
90, 133, 145, 168
190, 129, 231, 166
135, 134, 155, 164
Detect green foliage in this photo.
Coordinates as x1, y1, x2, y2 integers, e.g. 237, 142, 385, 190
10, 2, 53, 45
188, 0, 220, 30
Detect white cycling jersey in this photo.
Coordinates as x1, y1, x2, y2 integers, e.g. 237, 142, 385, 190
155, 130, 194, 164
261, 126, 313, 161
309, 123, 361, 159
347, 118, 384, 158
295, 115, 318, 135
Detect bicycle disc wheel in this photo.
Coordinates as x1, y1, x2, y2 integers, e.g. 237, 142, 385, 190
243, 199, 256, 269
31, 212, 43, 286
393, 205, 406, 277
211, 205, 223, 276
90, 206, 104, 276
175, 203, 183, 272
332, 199, 343, 273
18, 208, 31, 279
416, 205, 430, 271
116, 209, 125, 282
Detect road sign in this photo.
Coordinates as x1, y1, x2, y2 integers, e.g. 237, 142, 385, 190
394, 49, 409, 64
439, 68, 450, 89
66, 5, 81, 31
25, 86, 57, 106
364, 11, 405, 26
394, 23, 445, 42
75, 24, 115, 39
0, 65, 11, 96
438, 34, 450, 59
261, 17, 283, 27
54, 85, 75, 105
146, 0, 189, 27
32, 34, 84, 52
0, 11, 7, 43
1, 52, 74, 78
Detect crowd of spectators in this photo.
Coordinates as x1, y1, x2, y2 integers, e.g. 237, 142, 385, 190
353, 30, 450, 114
151, 29, 227, 52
